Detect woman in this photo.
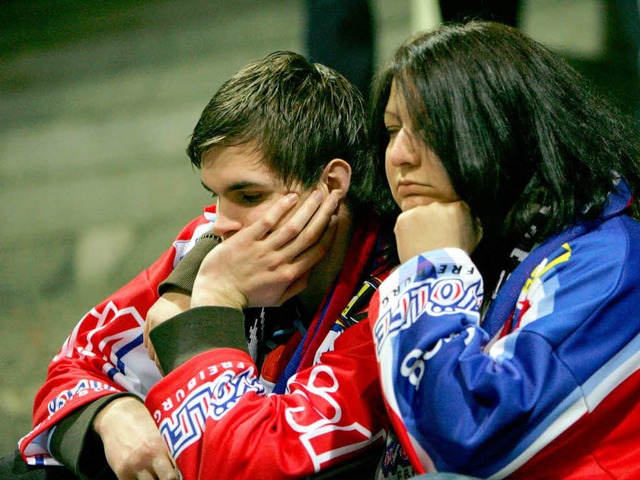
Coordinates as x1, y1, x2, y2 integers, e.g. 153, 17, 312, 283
368, 21, 640, 479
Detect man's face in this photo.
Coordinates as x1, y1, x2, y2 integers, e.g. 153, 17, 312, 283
200, 142, 309, 239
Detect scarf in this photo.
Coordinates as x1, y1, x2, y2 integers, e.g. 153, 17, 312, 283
264, 216, 388, 394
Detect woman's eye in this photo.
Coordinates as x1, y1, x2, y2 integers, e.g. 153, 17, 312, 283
385, 126, 400, 138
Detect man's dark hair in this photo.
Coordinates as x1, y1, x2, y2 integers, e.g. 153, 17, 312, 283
188, 51, 386, 214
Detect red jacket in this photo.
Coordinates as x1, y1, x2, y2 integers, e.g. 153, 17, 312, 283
20, 206, 392, 479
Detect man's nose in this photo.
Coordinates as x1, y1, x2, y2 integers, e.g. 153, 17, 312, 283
211, 210, 242, 240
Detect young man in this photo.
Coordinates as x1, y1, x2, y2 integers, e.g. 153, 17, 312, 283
11, 51, 395, 479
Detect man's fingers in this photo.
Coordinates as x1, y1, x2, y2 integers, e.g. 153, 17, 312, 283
234, 189, 337, 251
152, 455, 180, 480
274, 190, 339, 253
292, 191, 339, 249
288, 214, 338, 275
143, 321, 150, 349
148, 345, 165, 375
281, 270, 313, 304
267, 190, 325, 248
247, 214, 337, 308
248, 192, 300, 239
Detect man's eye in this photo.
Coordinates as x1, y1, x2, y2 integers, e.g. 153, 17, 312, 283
239, 193, 264, 205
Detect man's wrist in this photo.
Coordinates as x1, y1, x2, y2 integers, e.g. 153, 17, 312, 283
191, 282, 246, 311
92, 396, 142, 436
150, 306, 248, 372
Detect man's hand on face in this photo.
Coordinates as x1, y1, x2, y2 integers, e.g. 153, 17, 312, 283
142, 189, 338, 365
192, 189, 340, 310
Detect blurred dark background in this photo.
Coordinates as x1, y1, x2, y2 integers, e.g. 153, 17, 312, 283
1, 0, 638, 455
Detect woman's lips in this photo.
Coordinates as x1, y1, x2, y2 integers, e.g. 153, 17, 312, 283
397, 181, 429, 197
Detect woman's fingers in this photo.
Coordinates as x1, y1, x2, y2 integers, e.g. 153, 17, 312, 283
395, 200, 479, 261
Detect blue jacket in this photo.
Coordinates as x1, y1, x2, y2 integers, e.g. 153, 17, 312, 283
370, 180, 640, 478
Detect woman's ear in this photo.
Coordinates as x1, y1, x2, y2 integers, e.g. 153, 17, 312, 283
319, 159, 351, 200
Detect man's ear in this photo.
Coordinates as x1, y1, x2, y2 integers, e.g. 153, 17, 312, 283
319, 159, 351, 199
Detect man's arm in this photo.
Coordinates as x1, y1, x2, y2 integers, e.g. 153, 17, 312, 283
144, 233, 221, 371
157, 232, 221, 297
144, 191, 391, 478
146, 314, 388, 478
19, 212, 214, 480
49, 393, 131, 480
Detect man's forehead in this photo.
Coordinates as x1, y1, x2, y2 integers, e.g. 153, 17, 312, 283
200, 144, 285, 193
201, 142, 265, 168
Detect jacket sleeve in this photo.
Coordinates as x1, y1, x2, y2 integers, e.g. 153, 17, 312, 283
49, 393, 136, 480
369, 233, 640, 477
158, 232, 221, 296
18, 212, 215, 468
145, 312, 389, 479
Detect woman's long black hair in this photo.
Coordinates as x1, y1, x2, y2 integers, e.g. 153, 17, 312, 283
370, 21, 640, 291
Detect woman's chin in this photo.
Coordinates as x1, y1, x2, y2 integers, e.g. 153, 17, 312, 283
399, 196, 433, 211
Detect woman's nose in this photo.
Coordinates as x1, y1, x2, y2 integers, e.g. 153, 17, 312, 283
387, 129, 418, 167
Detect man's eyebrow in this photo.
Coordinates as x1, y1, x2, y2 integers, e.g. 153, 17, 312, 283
200, 181, 215, 195
200, 180, 270, 195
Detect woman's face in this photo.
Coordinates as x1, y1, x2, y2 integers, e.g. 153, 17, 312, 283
384, 79, 458, 212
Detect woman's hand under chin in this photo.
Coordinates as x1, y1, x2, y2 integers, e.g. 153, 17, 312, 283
394, 200, 483, 263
